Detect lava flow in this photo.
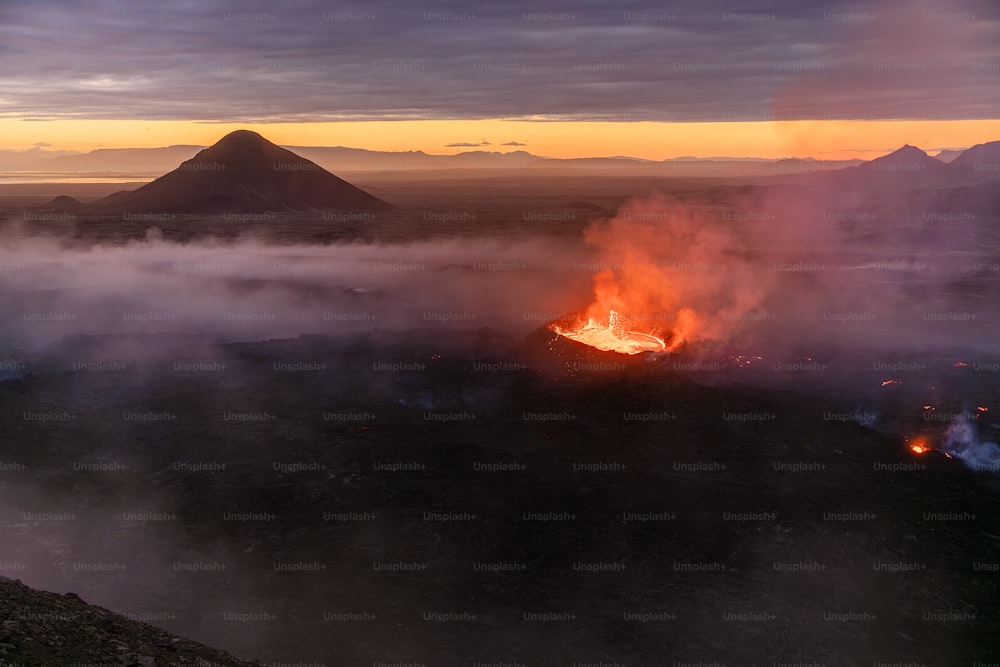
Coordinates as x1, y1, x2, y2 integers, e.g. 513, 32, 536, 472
551, 309, 667, 355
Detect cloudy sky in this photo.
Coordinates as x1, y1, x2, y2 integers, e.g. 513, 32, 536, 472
0, 0, 998, 157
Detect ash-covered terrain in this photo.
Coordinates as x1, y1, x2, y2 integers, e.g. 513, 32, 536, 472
1, 327, 998, 665
1, 138, 999, 665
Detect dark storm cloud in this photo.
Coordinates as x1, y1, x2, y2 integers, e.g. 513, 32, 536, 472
0, 0, 997, 122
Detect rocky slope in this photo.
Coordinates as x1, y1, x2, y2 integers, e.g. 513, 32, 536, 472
0, 575, 263, 667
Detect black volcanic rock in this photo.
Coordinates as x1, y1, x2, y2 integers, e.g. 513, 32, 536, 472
0, 575, 263, 666
82, 130, 392, 215
4, 330, 1000, 663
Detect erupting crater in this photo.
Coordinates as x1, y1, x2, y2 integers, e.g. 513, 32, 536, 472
551, 309, 668, 355
511, 311, 681, 374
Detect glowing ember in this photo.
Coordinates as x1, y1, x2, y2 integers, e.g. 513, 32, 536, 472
908, 436, 930, 454
553, 309, 667, 355
881, 379, 902, 387
724, 353, 764, 368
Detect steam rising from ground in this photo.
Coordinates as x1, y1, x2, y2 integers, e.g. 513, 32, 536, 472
944, 416, 1000, 475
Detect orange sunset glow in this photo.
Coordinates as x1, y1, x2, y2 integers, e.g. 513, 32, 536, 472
1, 118, 999, 159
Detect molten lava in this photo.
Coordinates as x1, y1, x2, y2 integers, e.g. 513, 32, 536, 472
555, 194, 771, 355
905, 433, 932, 455
552, 309, 667, 355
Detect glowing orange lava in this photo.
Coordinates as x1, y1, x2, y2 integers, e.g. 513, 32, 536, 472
907, 433, 933, 454
553, 309, 667, 355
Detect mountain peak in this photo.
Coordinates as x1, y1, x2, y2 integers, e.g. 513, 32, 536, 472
82, 131, 391, 215
189, 129, 298, 169
219, 129, 266, 142
866, 144, 943, 171
209, 129, 275, 152
884, 144, 931, 159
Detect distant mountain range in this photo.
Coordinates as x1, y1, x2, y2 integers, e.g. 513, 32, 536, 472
5, 140, 997, 180
22, 133, 1000, 216
820, 142, 1000, 191
0, 143, 868, 177
931, 148, 965, 163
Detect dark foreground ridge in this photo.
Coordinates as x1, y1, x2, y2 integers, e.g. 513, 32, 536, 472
81, 129, 392, 216
0, 575, 263, 667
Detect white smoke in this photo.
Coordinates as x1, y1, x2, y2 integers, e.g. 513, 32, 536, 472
0, 231, 595, 351
943, 415, 1000, 475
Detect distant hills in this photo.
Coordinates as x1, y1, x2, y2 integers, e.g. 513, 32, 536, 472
7, 138, 999, 181
6, 140, 1000, 181
43, 145, 205, 174
821, 142, 1000, 192
932, 148, 965, 163
13, 134, 1000, 217
79, 130, 391, 215
3, 143, 867, 177
869, 144, 947, 172
947, 141, 1000, 178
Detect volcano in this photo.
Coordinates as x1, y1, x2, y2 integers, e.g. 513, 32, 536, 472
82, 130, 391, 215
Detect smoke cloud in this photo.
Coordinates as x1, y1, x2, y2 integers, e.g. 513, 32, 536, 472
0, 225, 597, 353
568, 187, 998, 358
571, 193, 773, 350
944, 415, 1000, 475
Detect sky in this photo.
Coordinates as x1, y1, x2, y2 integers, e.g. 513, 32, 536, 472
0, 0, 998, 159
